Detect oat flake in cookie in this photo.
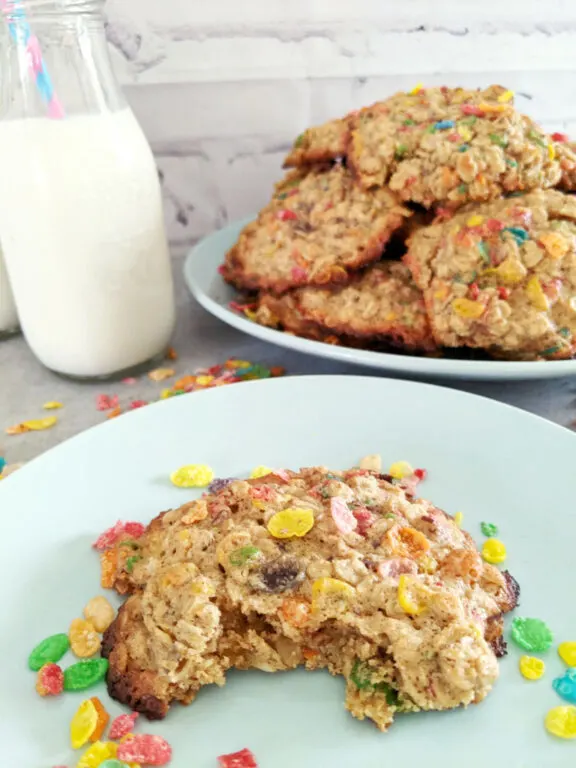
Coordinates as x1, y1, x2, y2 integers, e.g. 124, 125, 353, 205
347, 85, 561, 207
102, 467, 518, 731
405, 189, 576, 360
256, 261, 437, 354
221, 164, 410, 294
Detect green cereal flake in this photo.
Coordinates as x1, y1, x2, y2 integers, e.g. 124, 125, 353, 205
394, 143, 408, 159
294, 132, 305, 148
490, 133, 508, 148
481, 521, 498, 537
559, 327, 571, 338
125, 555, 142, 573
28, 633, 70, 671
511, 617, 554, 653
229, 546, 260, 567
457, 184, 468, 195
541, 345, 561, 356
63, 658, 109, 691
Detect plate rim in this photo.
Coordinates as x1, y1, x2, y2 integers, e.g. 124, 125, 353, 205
183, 218, 576, 382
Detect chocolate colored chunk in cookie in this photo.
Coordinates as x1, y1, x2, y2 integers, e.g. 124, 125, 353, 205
405, 189, 576, 359
347, 85, 561, 207
283, 116, 350, 167
223, 164, 410, 294
102, 467, 518, 729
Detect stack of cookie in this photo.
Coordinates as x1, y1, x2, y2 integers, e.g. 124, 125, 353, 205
221, 85, 576, 360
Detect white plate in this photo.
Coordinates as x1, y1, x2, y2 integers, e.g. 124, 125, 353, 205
1, 375, 575, 767
184, 218, 576, 381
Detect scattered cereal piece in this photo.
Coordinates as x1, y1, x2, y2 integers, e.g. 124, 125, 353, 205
70, 699, 99, 749
109, 712, 139, 740
5, 422, 29, 435
170, 464, 214, 488
544, 706, 576, 739
511, 617, 554, 652
22, 416, 58, 431
148, 367, 175, 382
83, 596, 115, 633
481, 538, 507, 564
0, 456, 5, 473
28, 633, 70, 671
77, 741, 118, 768
217, 748, 259, 767
267, 508, 315, 539
454, 511, 464, 527
519, 655, 545, 681
89, 697, 110, 742
93, 521, 145, 551
43, 401, 63, 410
96, 394, 118, 411
69, 617, 101, 658
480, 521, 498, 537
129, 400, 148, 410
159, 388, 174, 399
63, 658, 109, 691
414, 468, 427, 481
331, 497, 357, 535
117, 734, 172, 765
553, 668, 576, 704
388, 461, 414, 480
35, 662, 64, 696
166, 346, 178, 360
559, 641, 576, 667
250, 465, 273, 479
121, 377, 137, 385
99, 761, 127, 768
107, 406, 122, 420
100, 550, 117, 589
359, 454, 382, 472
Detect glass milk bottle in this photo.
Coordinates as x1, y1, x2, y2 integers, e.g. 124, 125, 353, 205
0, 0, 175, 378
0, 249, 19, 339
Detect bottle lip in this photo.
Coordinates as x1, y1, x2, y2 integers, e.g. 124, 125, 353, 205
1, 0, 105, 19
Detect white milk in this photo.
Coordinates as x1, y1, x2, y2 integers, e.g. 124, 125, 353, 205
0, 250, 18, 335
0, 109, 175, 377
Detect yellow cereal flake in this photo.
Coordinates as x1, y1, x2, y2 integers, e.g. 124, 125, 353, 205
170, 464, 214, 488
267, 508, 315, 539
526, 275, 548, 311
250, 465, 273, 479
311, 577, 354, 613
539, 232, 569, 260
497, 89, 514, 103
466, 215, 484, 228
196, 375, 214, 386
479, 102, 509, 113
485, 257, 527, 284
408, 83, 423, 95
452, 298, 485, 319
388, 461, 414, 479
558, 641, 576, 667
22, 416, 58, 431
77, 741, 118, 768
457, 125, 473, 142
454, 511, 464, 527
481, 538, 507, 564
548, 143, 556, 160
43, 401, 63, 410
519, 655, 545, 681
398, 574, 430, 616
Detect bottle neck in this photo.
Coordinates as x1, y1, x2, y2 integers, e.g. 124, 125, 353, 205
0, 0, 125, 120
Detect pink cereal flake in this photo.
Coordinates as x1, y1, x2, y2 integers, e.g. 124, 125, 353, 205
250, 485, 277, 502
129, 400, 148, 410
218, 748, 259, 768
93, 520, 145, 551
331, 497, 357, 535
270, 469, 291, 483
96, 394, 119, 411
109, 711, 139, 739
352, 507, 374, 536
117, 733, 172, 766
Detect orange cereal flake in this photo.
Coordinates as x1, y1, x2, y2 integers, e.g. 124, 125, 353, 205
89, 697, 110, 742
384, 525, 431, 559
100, 549, 118, 589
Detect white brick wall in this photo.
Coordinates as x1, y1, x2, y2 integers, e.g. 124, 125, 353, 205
103, 0, 576, 248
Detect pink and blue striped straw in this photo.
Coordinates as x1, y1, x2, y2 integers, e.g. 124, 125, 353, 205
0, 0, 64, 118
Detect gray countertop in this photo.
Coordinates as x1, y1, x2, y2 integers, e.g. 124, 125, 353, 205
2, 251, 576, 466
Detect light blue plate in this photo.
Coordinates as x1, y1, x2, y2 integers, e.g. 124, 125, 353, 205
184, 218, 576, 381
1, 376, 575, 767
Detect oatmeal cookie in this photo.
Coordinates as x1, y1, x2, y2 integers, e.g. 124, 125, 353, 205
256, 262, 436, 353
347, 85, 561, 206
553, 136, 576, 190
405, 189, 576, 359
284, 117, 350, 167
222, 164, 410, 294
102, 467, 518, 730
